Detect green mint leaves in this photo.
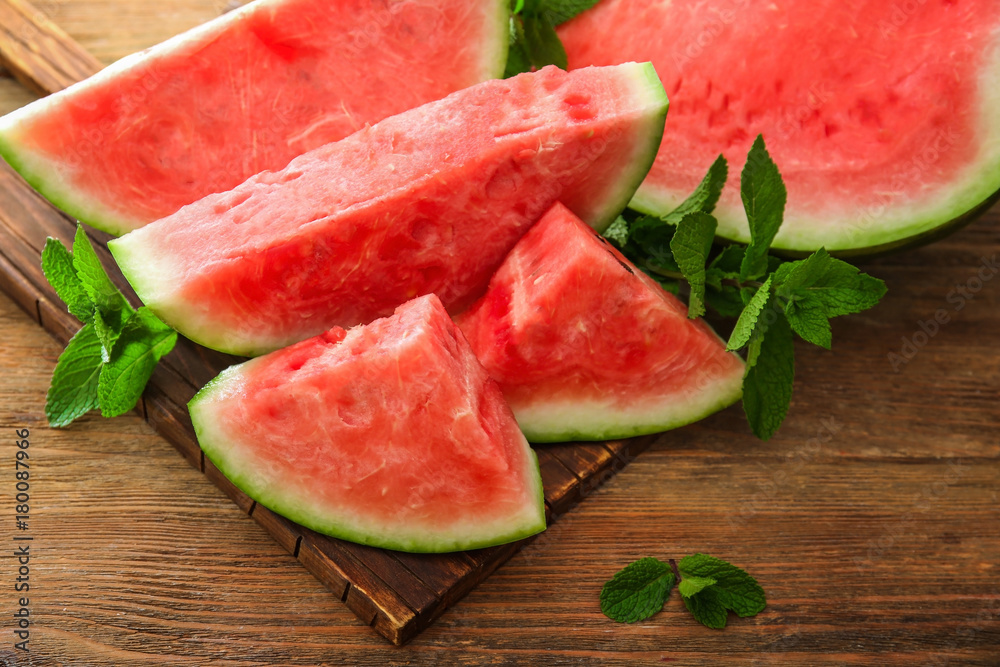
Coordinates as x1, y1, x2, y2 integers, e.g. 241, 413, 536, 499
504, 0, 598, 77
40, 226, 177, 427
505, 0, 566, 77
601, 554, 765, 629
599, 557, 676, 624
676, 554, 767, 629
669, 212, 717, 318
607, 136, 887, 440
739, 135, 787, 281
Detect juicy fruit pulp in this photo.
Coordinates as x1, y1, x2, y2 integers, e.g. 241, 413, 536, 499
188, 294, 546, 553
457, 203, 745, 442
559, 0, 1000, 254
109, 63, 669, 357
0, 0, 509, 235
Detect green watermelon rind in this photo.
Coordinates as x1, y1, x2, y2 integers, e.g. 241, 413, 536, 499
0, 0, 512, 237
188, 363, 548, 554
588, 62, 669, 233
515, 358, 745, 443
0, 128, 139, 236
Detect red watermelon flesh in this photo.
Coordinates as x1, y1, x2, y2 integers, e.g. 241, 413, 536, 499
456, 203, 744, 443
0, 0, 509, 235
558, 0, 1000, 254
188, 294, 546, 553
109, 63, 669, 357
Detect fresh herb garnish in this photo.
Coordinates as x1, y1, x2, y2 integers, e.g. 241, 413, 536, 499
608, 136, 887, 440
41, 225, 177, 427
600, 554, 766, 629
504, 0, 599, 76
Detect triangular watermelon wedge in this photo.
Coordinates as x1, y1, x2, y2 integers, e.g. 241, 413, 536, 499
189, 294, 546, 553
0, 0, 509, 235
109, 63, 669, 357
457, 203, 745, 443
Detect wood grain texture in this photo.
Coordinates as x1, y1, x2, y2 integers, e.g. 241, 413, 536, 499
0, 0, 100, 94
0, 0, 998, 663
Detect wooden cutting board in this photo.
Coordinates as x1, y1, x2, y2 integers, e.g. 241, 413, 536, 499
0, 0, 662, 645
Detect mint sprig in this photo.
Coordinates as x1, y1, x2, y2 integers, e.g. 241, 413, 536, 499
608, 136, 887, 440
600, 554, 765, 629
505, 0, 566, 77
504, 0, 599, 77
40, 225, 177, 427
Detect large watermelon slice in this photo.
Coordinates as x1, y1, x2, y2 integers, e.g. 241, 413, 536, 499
0, 0, 509, 235
189, 294, 546, 553
558, 0, 1000, 255
456, 203, 745, 443
109, 63, 669, 357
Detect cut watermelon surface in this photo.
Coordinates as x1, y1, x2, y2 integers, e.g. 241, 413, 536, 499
456, 203, 744, 443
0, 0, 509, 235
559, 0, 1000, 254
109, 63, 669, 357
188, 294, 546, 553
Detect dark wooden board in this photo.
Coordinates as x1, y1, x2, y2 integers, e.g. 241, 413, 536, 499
0, 0, 659, 645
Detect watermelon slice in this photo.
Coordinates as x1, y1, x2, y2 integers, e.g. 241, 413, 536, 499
188, 294, 546, 553
0, 0, 509, 235
558, 0, 1000, 255
456, 203, 745, 443
109, 63, 669, 357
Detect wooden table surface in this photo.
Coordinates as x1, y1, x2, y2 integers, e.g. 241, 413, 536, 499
1, 1, 999, 665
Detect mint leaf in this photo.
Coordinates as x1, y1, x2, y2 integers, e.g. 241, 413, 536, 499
629, 215, 676, 255
670, 211, 717, 318
603, 215, 630, 248
773, 248, 887, 349
665, 155, 728, 224
542, 0, 601, 24
72, 225, 127, 313
94, 307, 134, 363
783, 300, 832, 349
600, 557, 676, 623
682, 586, 730, 629
521, 11, 567, 70
775, 248, 887, 318
41, 238, 94, 323
726, 276, 772, 351
504, 0, 568, 76
678, 554, 766, 629
707, 244, 744, 281
45, 323, 103, 427
705, 285, 745, 318
98, 308, 177, 418
678, 575, 716, 598
503, 17, 532, 78
739, 136, 786, 281
742, 311, 794, 440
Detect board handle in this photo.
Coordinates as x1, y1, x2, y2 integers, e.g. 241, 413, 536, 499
0, 0, 100, 96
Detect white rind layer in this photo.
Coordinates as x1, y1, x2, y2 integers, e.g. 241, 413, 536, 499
514, 354, 744, 443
